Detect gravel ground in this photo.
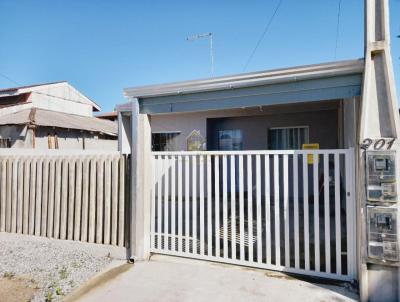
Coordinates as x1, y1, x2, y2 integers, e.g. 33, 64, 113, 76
0, 232, 126, 302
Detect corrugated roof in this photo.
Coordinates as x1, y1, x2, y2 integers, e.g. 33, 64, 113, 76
96, 111, 118, 118
0, 108, 118, 136
124, 59, 364, 99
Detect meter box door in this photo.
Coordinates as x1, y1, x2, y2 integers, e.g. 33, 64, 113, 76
367, 206, 399, 263
366, 151, 397, 203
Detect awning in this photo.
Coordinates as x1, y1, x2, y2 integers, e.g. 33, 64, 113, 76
0, 108, 118, 136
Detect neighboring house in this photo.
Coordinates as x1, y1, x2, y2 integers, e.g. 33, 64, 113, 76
0, 81, 118, 150
96, 111, 118, 123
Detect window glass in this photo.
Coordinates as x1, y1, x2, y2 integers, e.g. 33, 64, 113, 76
218, 130, 243, 151
152, 132, 180, 151
269, 127, 309, 150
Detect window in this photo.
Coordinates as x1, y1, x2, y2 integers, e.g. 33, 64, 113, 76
152, 132, 180, 151
268, 127, 309, 150
0, 138, 11, 148
218, 130, 243, 151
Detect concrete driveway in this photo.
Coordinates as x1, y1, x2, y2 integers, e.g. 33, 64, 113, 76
71, 255, 359, 302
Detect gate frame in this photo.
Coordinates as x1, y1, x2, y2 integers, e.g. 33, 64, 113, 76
148, 149, 358, 281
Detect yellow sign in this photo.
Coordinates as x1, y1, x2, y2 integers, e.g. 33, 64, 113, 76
302, 143, 320, 164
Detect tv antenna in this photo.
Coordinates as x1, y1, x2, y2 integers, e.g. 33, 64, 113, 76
187, 32, 214, 76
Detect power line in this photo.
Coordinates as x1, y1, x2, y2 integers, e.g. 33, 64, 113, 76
334, 0, 342, 60
243, 0, 283, 72
0, 72, 21, 86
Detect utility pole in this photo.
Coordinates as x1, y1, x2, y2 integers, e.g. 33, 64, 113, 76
359, 1, 400, 301
187, 32, 214, 76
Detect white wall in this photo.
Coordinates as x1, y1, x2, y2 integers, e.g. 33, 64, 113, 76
30, 84, 93, 117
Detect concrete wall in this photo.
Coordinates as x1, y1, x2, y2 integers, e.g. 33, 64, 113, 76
0, 125, 117, 151
0, 152, 126, 246
150, 100, 342, 151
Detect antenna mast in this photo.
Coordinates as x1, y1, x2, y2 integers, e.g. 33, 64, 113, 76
187, 32, 214, 76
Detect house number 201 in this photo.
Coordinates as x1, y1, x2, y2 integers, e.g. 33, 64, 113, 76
361, 138, 396, 150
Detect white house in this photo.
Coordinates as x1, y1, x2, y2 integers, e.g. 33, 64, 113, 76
118, 1, 400, 302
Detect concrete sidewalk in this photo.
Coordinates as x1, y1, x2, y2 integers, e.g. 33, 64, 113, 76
73, 255, 359, 302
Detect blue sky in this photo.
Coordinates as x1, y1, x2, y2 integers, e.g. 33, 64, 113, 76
0, 0, 399, 113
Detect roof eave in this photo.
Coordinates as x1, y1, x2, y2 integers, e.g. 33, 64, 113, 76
124, 59, 364, 99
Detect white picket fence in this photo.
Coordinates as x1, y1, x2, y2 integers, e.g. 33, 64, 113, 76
0, 151, 127, 246
150, 149, 357, 281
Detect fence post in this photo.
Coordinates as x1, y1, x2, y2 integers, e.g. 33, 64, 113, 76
128, 98, 152, 261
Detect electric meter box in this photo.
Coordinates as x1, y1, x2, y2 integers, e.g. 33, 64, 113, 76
366, 151, 397, 203
367, 206, 399, 263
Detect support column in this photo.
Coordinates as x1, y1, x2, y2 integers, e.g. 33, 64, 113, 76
359, 1, 400, 301
129, 98, 152, 261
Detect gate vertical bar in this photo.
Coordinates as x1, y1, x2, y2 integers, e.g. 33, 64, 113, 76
164, 156, 169, 250
283, 154, 290, 267
313, 153, 320, 272
324, 154, 331, 273
192, 155, 197, 254
199, 155, 205, 255
230, 155, 237, 260
151, 155, 157, 250
256, 155, 262, 263
178, 155, 183, 253
334, 153, 341, 275
222, 155, 228, 258
293, 153, 299, 269
214, 155, 220, 257
185, 156, 190, 254
274, 154, 280, 266
157, 156, 163, 250
247, 155, 253, 262
239, 155, 245, 261
345, 149, 356, 279
303, 153, 310, 271
206, 155, 212, 256
265, 155, 271, 265
171, 155, 176, 252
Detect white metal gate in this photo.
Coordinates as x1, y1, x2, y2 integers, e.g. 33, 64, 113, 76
150, 149, 356, 281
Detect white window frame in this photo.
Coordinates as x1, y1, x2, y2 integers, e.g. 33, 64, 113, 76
268, 126, 309, 150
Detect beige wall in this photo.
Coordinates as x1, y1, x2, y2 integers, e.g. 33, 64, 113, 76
150, 100, 347, 151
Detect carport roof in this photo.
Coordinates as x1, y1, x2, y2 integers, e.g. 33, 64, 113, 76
124, 59, 364, 99
121, 59, 364, 114
0, 107, 118, 136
